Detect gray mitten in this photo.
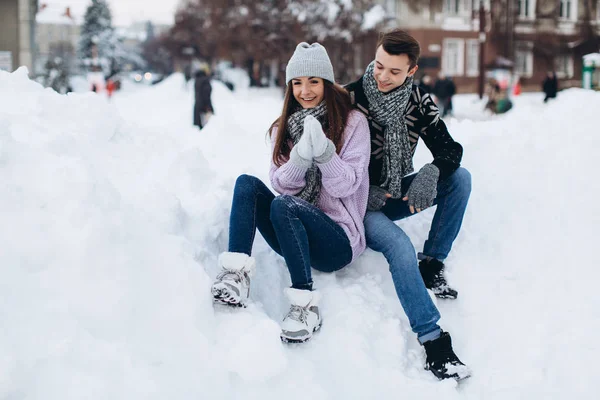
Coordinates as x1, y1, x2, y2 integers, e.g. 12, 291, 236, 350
367, 185, 390, 211
404, 164, 440, 211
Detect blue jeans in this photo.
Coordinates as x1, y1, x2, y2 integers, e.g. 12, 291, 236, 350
364, 167, 471, 342
228, 174, 352, 290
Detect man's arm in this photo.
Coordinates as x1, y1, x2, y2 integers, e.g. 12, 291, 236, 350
413, 86, 463, 180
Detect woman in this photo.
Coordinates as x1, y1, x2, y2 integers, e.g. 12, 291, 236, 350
211, 42, 371, 343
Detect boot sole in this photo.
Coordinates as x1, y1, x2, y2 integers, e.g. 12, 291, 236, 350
434, 293, 458, 299
211, 287, 246, 308
280, 320, 322, 344
426, 365, 471, 381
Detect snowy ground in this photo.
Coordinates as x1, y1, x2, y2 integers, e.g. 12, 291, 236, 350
1, 67, 598, 399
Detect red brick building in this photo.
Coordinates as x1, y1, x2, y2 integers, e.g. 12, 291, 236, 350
350, 0, 600, 92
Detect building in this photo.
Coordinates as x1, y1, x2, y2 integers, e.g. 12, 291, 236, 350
35, 5, 81, 75
0, 0, 38, 72
364, 0, 600, 92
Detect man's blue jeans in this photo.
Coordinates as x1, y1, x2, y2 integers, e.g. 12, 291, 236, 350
228, 174, 352, 290
364, 167, 471, 342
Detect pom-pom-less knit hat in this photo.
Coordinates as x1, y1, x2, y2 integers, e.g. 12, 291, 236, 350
286, 42, 335, 84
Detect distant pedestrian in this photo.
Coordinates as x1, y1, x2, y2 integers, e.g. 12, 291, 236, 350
193, 69, 214, 129
433, 72, 456, 118
512, 76, 522, 96
418, 74, 433, 94
542, 71, 558, 103
106, 79, 115, 99
485, 78, 512, 114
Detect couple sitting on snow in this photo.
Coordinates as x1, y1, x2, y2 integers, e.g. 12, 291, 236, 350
210, 29, 471, 381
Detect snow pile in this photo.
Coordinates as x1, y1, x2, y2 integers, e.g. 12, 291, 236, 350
1, 66, 599, 399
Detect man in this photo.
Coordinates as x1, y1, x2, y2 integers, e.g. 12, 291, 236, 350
542, 71, 558, 103
193, 67, 214, 130
345, 29, 471, 381
433, 72, 456, 117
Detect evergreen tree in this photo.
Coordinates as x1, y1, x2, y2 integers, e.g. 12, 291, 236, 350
78, 0, 115, 61
78, 0, 141, 76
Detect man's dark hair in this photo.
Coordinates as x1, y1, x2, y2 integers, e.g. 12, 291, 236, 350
377, 29, 421, 69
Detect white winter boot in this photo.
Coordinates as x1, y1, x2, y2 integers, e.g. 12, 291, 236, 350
211, 252, 255, 307
280, 288, 322, 343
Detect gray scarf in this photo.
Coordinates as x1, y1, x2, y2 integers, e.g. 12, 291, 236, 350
286, 102, 328, 204
362, 61, 414, 198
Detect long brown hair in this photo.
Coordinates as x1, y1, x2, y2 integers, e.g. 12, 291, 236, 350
269, 80, 353, 167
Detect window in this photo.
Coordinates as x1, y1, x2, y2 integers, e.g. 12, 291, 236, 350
514, 44, 533, 78
471, 0, 490, 10
555, 54, 574, 78
445, 0, 461, 15
442, 38, 465, 76
466, 39, 479, 77
445, 0, 477, 16
559, 0, 575, 20
517, 0, 536, 19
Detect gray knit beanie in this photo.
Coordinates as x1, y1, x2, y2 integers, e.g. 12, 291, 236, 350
286, 42, 335, 84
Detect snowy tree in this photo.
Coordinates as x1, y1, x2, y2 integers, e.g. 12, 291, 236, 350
43, 57, 71, 94
167, 0, 390, 85
78, 0, 114, 61
78, 0, 139, 76
142, 34, 174, 75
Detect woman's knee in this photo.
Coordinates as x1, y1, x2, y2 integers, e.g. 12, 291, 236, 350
233, 174, 261, 198
270, 195, 296, 220
235, 174, 259, 190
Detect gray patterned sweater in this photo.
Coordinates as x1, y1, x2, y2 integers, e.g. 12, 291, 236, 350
345, 77, 463, 184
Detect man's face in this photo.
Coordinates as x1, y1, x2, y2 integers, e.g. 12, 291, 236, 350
373, 45, 418, 93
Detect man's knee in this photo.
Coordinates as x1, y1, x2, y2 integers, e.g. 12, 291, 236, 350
366, 224, 415, 263
449, 167, 471, 196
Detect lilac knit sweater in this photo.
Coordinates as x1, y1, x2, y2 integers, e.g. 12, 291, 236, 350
269, 110, 371, 261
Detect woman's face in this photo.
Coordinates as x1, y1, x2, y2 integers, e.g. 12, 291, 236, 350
291, 77, 325, 108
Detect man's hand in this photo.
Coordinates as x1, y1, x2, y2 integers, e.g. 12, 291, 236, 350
402, 164, 440, 213
367, 186, 392, 211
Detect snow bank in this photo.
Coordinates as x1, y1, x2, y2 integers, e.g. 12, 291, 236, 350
1, 66, 599, 399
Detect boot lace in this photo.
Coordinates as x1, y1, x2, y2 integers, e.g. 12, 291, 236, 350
286, 304, 309, 325
216, 269, 249, 286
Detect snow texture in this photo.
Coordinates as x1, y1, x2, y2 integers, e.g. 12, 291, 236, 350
362, 5, 387, 31
0, 66, 599, 399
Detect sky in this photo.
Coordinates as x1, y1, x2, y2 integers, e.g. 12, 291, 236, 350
41, 0, 180, 26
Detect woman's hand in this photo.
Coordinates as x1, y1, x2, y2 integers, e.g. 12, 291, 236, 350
295, 120, 314, 160
304, 115, 328, 158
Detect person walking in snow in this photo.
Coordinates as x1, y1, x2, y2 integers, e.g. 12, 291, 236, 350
345, 29, 471, 381
193, 69, 214, 129
432, 72, 456, 118
211, 43, 371, 344
542, 71, 558, 103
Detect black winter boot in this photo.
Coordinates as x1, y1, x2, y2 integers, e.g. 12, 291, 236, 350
423, 331, 471, 381
419, 258, 458, 299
